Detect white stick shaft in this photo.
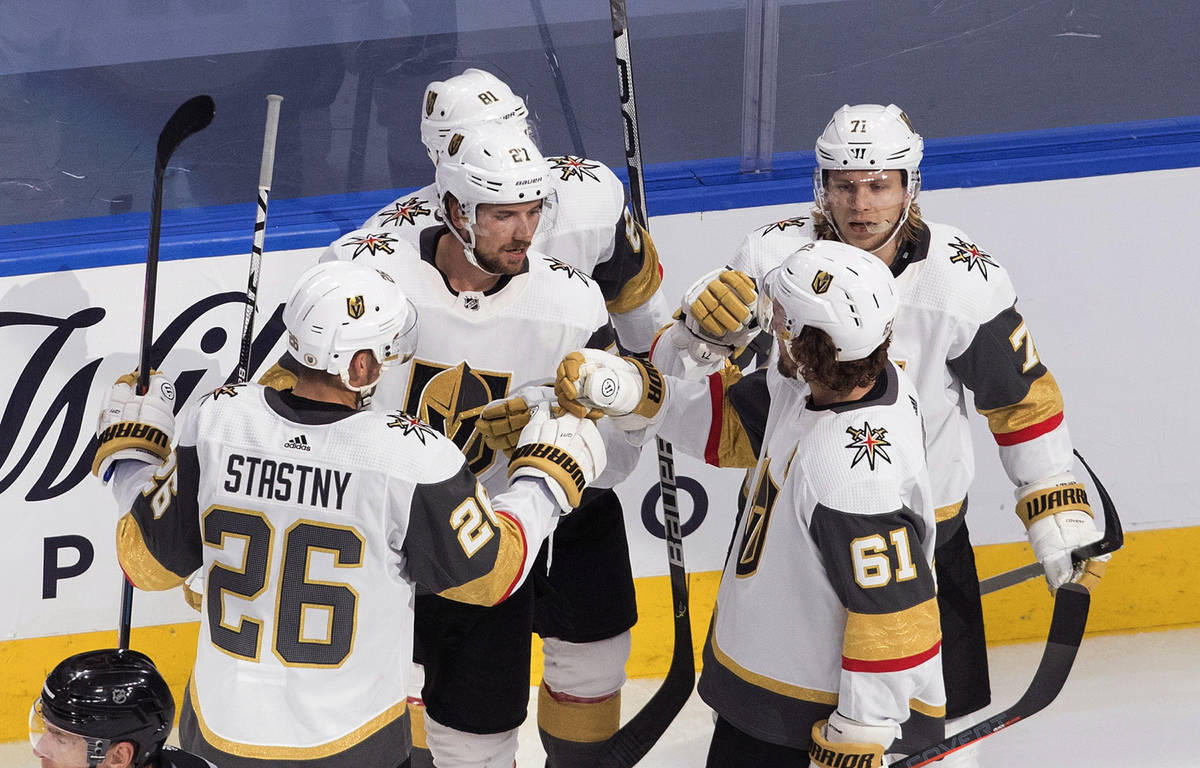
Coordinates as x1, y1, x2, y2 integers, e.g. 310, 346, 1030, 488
237, 94, 283, 383
257, 94, 283, 190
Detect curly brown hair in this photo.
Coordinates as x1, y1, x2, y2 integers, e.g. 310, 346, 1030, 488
785, 326, 891, 393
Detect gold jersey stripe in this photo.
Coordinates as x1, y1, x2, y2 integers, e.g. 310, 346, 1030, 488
408, 700, 428, 750
976, 371, 1064, 435
713, 364, 758, 469
189, 676, 408, 759
709, 617, 838, 704
843, 598, 941, 663
908, 697, 947, 718
537, 684, 622, 743
116, 514, 186, 592
605, 228, 663, 315
935, 499, 964, 523
437, 513, 526, 606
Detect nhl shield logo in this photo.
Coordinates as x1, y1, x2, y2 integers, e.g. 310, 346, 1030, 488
425, 90, 438, 117
347, 295, 366, 319
447, 133, 464, 156
812, 270, 833, 294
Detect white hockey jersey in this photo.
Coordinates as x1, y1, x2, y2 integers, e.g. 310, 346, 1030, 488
659, 361, 945, 751
320, 229, 615, 496
115, 384, 559, 763
360, 153, 671, 352
729, 217, 1076, 529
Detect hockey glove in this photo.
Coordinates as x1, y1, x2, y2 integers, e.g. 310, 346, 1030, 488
555, 349, 667, 431
92, 370, 176, 481
1017, 472, 1109, 591
681, 268, 760, 358
653, 317, 731, 377
508, 407, 606, 511
808, 712, 899, 768
476, 384, 563, 457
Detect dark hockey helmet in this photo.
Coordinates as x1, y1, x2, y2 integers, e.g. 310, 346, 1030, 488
33, 648, 174, 767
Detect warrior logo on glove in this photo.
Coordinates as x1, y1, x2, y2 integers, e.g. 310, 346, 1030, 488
92, 370, 178, 480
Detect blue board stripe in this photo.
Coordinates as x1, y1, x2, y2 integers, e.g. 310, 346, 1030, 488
2, 116, 1198, 278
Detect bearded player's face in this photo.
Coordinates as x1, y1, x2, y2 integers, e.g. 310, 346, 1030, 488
470, 200, 543, 275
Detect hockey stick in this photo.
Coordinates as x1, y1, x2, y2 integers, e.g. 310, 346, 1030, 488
595, 3, 693, 766
530, 0, 587, 157
234, 94, 283, 385
893, 581, 1091, 768
120, 94, 216, 650
979, 449, 1123, 595
894, 450, 1122, 766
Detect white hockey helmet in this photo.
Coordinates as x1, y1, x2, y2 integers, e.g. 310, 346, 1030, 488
435, 122, 556, 272
283, 260, 418, 391
813, 104, 924, 252
760, 240, 897, 362
421, 68, 530, 165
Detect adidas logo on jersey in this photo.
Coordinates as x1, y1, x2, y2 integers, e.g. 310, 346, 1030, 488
283, 434, 311, 451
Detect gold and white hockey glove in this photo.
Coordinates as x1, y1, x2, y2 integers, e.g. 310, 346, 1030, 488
681, 267, 760, 358
508, 407, 606, 511
1017, 472, 1108, 591
92, 370, 176, 481
808, 712, 899, 768
476, 384, 563, 457
555, 349, 667, 431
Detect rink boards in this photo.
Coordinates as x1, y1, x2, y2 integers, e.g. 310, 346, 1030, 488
2, 121, 1200, 737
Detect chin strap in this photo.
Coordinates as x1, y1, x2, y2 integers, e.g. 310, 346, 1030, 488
822, 192, 914, 258
338, 368, 382, 408
445, 209, 504, 276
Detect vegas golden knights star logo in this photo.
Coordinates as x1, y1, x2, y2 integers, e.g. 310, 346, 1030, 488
403, 360, 511, 475
346, 295, 365, 319
447, 133, 464, 156
812, 270, 833, 294
425, 91, 438, 117
845, 422, 892, 470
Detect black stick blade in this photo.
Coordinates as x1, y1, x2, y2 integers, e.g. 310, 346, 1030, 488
156, 95, 216, 173
894, 582, 1091, 768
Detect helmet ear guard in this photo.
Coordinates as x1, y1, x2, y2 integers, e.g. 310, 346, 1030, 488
762, 241, 898, 364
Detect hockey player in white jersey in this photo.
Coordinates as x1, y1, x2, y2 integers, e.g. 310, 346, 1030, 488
91, 259, 606, 768
301, 123, 642, 767
358, 66, 672, 354
327, 75, 674, 758
658, 103, 1108, 764
31, 648, 216, 768
557, 241, 945, 766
